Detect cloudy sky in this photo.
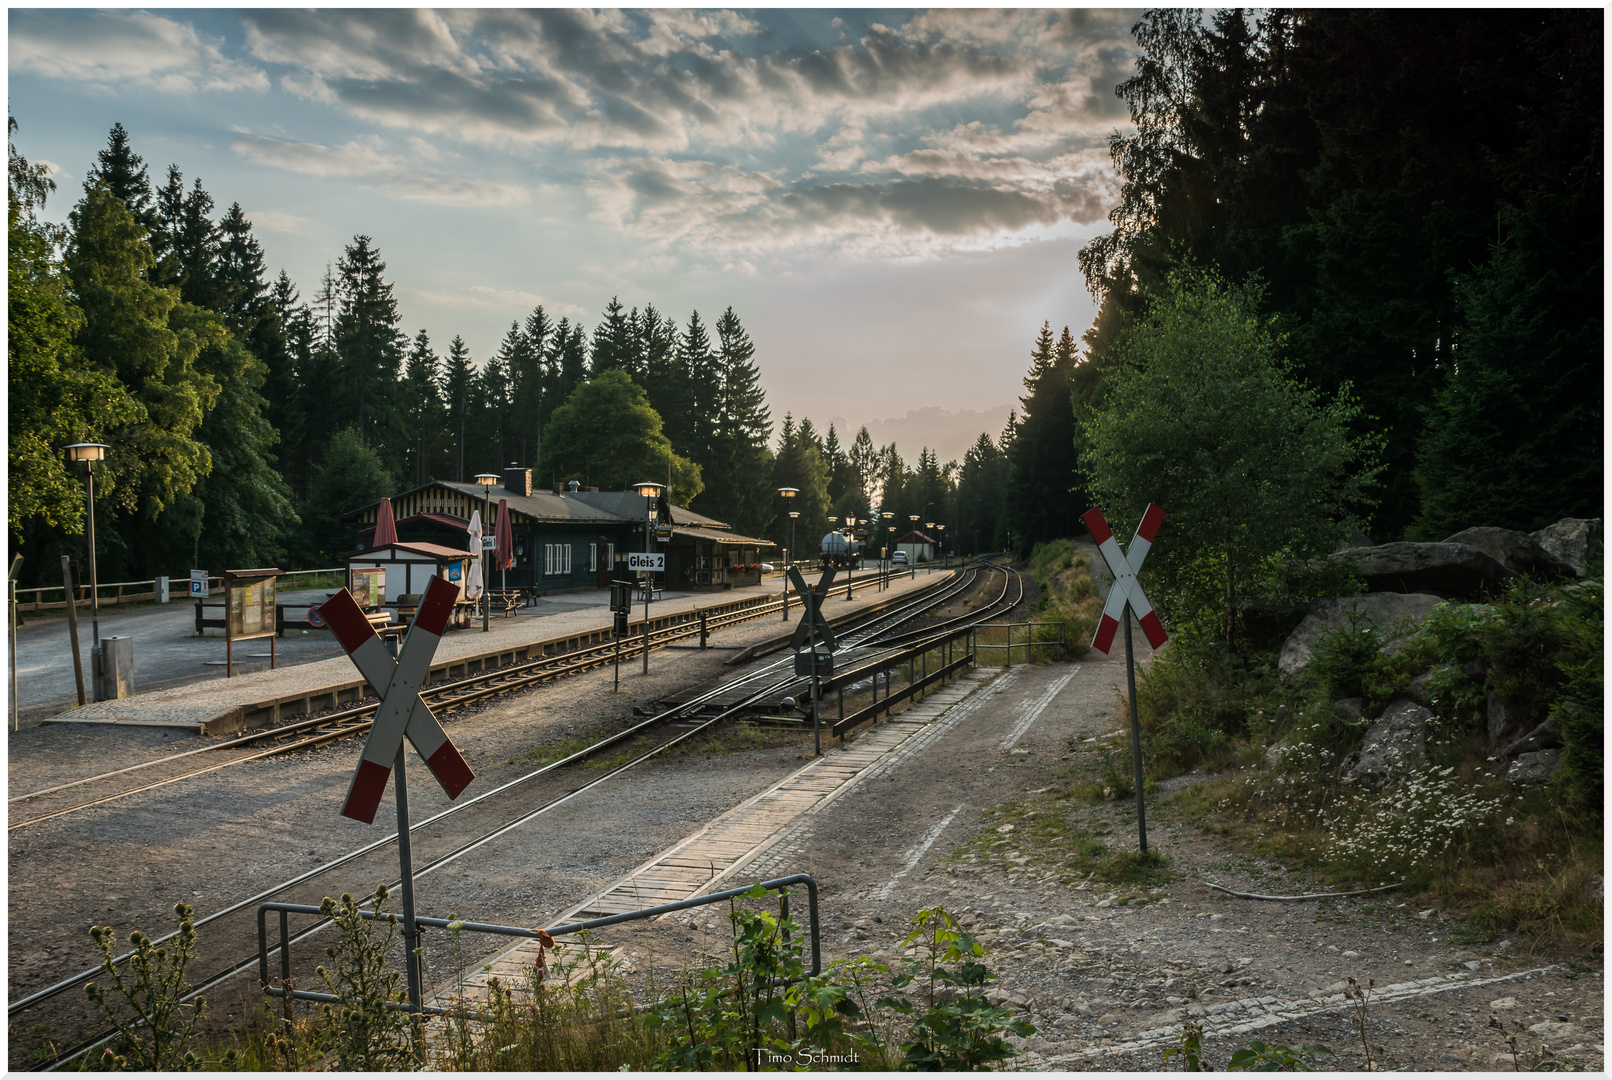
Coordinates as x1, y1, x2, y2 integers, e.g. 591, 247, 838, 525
10, 7, 1140, 464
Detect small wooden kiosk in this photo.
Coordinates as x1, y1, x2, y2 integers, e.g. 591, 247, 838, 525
223, 567, 283, 677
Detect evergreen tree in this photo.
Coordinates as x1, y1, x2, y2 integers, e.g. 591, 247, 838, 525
849, 426, 882, 506
401, 330, 448, 486
441, 334, 475, 482
642, 304, 694, 453
65, 181, 217, 576
269, 270, 314, 495
85, 122, 156, 234
333, 235, 404, 457
588, 296, 632, 374
511, 306, 550, 466
705, 306, 774, 536
295, 428, 396, 566
957, 433, 1011, 554
167, 301, 298, 570
151, 164, 185, 288
174, 177, 220, 310
769, 413, 830, 560
476, 333, 515, 474
1005, 321, 1081, 553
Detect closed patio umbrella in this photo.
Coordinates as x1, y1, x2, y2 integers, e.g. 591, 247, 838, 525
494, 499, 515, 593
465, 509, 484, 599
372, 497, 397, 548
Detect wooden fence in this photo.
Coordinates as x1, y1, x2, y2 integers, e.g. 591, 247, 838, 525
14, 568, 343, 614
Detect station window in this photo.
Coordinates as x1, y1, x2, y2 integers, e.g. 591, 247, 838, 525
589, 543, 598, 571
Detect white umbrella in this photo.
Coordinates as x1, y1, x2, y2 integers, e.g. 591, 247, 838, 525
465, 508, 485, 599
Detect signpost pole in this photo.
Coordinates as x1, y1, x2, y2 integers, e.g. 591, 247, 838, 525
62, 556, 85, 706
1123, 600, 1148, 854
391, 743, 425, 1060
808, 594, 820, 757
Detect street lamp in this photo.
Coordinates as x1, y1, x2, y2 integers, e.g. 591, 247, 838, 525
633, 481, 665, 674
66, 443, 109, 698
788, 511, 800, 570
880, 511, 894, 588
775, 487, 798, 568
474, 473, 499, 632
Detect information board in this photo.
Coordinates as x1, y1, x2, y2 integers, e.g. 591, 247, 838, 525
227, 577, 277, 640
350, 566, 385, 607
190, 569, 208, 598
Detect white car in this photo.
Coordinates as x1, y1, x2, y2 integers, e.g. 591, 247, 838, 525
891, 551, 909, 565
760, 563, 775, 572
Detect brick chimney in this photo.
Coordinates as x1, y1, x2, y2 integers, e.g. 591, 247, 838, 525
503, 466, 532, 496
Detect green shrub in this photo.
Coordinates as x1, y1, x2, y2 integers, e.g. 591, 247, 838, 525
84, 903, 210, 1071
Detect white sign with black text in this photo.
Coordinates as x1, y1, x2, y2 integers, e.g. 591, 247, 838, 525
626, 552, 665, 573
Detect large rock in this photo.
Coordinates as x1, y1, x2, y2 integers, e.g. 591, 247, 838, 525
1278, 592, 1446, 681
1506, 749, 1563, 786
1342, 699, 1432, 789
1333, 542, 1515, 598
1499, 716, 1564, 759
1530, 517, 1602, 575
1443, 527, 1577, 580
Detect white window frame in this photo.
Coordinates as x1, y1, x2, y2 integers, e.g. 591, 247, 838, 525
589, 543, 598, 571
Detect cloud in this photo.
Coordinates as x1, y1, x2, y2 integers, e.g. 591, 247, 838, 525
9, 9, 267, 92
232, 134, 528, 207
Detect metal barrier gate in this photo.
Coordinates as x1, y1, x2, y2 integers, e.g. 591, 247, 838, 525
257, 873, 821, 1017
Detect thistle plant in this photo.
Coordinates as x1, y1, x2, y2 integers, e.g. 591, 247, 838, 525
83, 903, 207, 1071
312, 885, 417, 1070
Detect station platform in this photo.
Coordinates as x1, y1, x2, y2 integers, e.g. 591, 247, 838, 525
33, 568, 942, 735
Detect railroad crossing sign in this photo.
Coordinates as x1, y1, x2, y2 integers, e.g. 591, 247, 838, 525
1083, 502, 1167, 857
1083, 504, 1169, 654
786, 565, 837, 652
322, 575, 475, 823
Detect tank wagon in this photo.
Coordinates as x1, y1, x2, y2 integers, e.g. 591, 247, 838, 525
820, 531, 862, 569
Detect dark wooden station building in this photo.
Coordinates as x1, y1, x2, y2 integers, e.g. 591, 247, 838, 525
342, 467, 773, 596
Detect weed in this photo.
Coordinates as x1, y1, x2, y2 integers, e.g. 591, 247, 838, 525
1164, 1019, 1207, 1070
1225, 1038, 1334, 1071
312, 885, 418, 1070
879, 907, 1034, 1070
1344, 976, 1380, 1071
83, 902, 209, 1071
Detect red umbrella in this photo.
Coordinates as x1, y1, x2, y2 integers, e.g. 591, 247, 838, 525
372, 497, 397, 547
494, 498, 515, 571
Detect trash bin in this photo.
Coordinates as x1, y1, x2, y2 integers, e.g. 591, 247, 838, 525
98, 636, 134, 700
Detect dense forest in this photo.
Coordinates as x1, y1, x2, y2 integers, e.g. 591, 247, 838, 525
9, 9, 1599, 590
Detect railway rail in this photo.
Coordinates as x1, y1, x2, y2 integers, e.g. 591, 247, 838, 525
10, 562, 1023, 1069
8, 566, 937, 831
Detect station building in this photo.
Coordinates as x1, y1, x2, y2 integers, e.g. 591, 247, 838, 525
341, 467, 773, 598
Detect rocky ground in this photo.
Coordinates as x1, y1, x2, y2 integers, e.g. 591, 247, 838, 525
590, 652, 1604, 1072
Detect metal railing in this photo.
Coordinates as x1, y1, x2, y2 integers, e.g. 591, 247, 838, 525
257, 873, 820, 1017
15, 568, 343, 612
970, 621, 1067, 665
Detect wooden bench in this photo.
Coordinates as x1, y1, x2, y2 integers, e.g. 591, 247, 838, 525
487, 589, 523, 617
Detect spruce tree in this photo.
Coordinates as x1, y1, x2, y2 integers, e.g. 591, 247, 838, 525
441, 335, 474, 482
1005, 322, 1081, 553
588, 296, 631, 373
333, 235, 404, 456
708, 306, 773, 536
401, 330, 447, 486
514, 305, 552, 466
86, 122, 157, 234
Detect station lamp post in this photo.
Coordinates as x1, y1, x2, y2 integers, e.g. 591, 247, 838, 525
474, 473, 499, 632
788, 511, 800, 568
633, 481, 665, 674
65, 443, 110, 696
776, 487, 798, 568
881, 511, 895, 587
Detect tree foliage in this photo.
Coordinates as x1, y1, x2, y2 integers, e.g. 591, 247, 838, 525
536, 370, 703, 502
1081, 269, 1381, 650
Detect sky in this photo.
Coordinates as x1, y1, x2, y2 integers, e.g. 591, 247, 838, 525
9, 7, 1141, 465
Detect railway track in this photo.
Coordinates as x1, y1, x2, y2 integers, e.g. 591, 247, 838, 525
8, 566, 942, 831
9, 562, 1022, 1069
